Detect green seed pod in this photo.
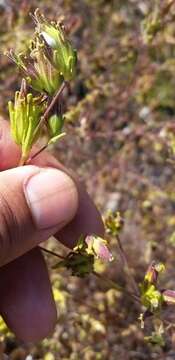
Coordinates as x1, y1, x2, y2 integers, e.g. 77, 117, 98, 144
8, 79, 45, 162
34, 9, 77, 81
48, 113, 64, 138
47, 113, 66, 145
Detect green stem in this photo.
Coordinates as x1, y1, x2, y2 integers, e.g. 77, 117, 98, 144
116, 235, 139, 296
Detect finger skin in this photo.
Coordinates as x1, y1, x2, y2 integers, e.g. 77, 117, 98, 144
0, 165, 78, 266
0, 118, 104, 341
0, 248, 57, 342
0, 119, 104, 247
0, 119, 20, 170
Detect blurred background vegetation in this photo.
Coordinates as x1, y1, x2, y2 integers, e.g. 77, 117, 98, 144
2, 0, 175, 359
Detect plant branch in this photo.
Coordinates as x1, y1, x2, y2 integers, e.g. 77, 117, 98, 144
39, 81, 67, 127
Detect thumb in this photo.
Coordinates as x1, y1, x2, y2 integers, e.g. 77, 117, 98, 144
0, 165, 78, 266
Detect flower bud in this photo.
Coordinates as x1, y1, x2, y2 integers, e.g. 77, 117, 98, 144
144, 262, 165, 285
8, 79, 44, 162
34, 9, 77, 81
48, 113, 63, 137
47, 113, 66, 145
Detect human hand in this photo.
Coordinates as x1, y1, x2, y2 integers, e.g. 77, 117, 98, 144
0, 119, 104, 342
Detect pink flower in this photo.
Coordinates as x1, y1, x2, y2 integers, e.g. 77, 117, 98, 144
85, 235, 113, 262
162, 289, 175, 305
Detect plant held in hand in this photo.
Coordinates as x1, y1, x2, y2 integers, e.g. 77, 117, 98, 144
6, 8, 77, 165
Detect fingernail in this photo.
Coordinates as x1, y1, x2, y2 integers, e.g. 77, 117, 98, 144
24, 168, 78, 229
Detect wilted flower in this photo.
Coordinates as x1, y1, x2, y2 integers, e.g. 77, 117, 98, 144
8, 79, 45, 163
34, 9, 77, 81
8, 37, 63, 95
85, 235, 113, 262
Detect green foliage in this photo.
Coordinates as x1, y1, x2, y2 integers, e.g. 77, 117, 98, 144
53, 251, 95, 278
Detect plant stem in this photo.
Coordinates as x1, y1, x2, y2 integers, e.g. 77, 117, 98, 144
18, 153, 28, 166
23, 81, 67, 165
38, 81, 67, 129
93, 271, 140, 303
116, 235, 139, 296
27, 144, 48, 163
39, 246, 66, 260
